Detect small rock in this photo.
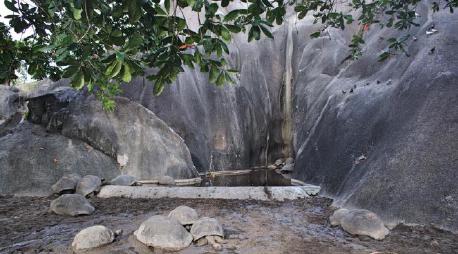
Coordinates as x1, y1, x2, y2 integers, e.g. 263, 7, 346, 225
50, 194, 95, 216
115, 229, 123, 237
430, 239, 440, 248
285, 157, 294, 165
72, 225, 114, 250
117, 154, 129, 167
330, 208, 389, 240
158, 175, 175, 185
274, 159, 283, 166
279, 164, 294, 173
426, 28, 438, 35
267, 164, 277, 170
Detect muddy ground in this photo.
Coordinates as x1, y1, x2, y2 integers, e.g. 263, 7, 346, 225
0, 196, 457, 254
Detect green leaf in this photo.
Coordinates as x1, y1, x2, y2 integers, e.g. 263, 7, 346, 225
122, 63, 132, 82
110, 61, 123, 78
209, 66, 219, 82
71, 71, 85, 89
116, 52, 125, 62
63, 65, 79, 78
207, 3, 218, 16
225, 24, 241, 33
154, 82, 165, 95
70, 2, 83, 20
310, 31, 321, 38
192, 0, 204, 11
221, 27, 231, 41
215, 72, 225, 86
165, 0, 171, 13
128, 0, 142, 23
378, 51, 391, 61
259, 25, 273, 39
224, 9, 244, 21
125, 34, 143, 51
105, 60, 118, 76
248, 25, 261, 42
4, 0, 18, 11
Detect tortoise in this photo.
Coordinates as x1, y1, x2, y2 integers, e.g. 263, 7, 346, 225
109, 174, 137, 186
168, 206, 199, 227
330, 208, 389, 240
190, 217, 225, 250
76, 175, 103, 197
50, 194, 95, 216
134, 215, 193, 251
72, 225, 115, 250
51, 173, 81, 194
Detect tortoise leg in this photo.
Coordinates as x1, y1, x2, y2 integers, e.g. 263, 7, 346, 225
196, 237, 208, 246
206, 236, 222, 250
213, 236, 227, 244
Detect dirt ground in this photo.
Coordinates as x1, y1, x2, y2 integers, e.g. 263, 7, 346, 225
0, 195, 457, 254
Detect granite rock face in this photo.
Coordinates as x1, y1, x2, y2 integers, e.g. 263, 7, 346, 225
0, 85, 20, 120
25, 89, 199, 180
290, 5, 458, 231
0, 122, 119, 196
0, 85, 198, 195
0, 85, 23, 136
122, 3, 457, 231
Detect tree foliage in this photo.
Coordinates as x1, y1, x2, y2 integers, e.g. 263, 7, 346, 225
0, 0, 456, 109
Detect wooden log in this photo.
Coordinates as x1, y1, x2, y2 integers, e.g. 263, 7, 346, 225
137, 177, 202, 186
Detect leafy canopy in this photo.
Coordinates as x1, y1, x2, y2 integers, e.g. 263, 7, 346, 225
1, 0, 456, 109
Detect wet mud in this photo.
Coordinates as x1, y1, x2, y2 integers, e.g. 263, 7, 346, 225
1, 196, 457, 254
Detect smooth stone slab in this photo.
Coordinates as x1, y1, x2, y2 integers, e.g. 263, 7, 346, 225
97, 185, 320, 201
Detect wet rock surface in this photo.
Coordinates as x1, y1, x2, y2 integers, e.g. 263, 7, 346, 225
1, 196, 457, 254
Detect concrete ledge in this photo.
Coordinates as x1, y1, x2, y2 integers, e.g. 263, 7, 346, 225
97, 185, 320, 201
